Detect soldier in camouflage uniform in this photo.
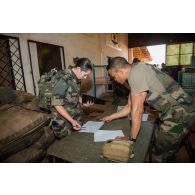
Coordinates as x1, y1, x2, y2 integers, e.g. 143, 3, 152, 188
102, 57, 195, 162
50, 58, 93, 139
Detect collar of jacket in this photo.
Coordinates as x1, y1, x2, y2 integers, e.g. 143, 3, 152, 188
69, 68, 81, 84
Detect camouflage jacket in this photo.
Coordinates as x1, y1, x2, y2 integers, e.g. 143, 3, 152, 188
145, 63, 195, 125
51, 69, 82, 117
128, 62, 195, 126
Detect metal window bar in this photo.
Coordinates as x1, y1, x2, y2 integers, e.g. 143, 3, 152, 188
0, 35, 26, 91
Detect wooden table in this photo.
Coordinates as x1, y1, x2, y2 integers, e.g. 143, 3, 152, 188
47, 110, 155, 163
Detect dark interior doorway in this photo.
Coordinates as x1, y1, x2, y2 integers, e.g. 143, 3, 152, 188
28, 40, 65, 95
36, 42, 64, 75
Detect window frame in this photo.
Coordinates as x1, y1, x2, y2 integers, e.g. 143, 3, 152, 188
166, 42, 195, 66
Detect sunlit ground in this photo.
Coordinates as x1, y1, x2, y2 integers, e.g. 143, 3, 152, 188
147, 44, 166, 69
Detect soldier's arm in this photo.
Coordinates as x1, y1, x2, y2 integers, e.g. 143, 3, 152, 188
130, 91, 147, 139
54, 105, 81, 130
101, 96, 131, 122
52, 78, 81, 130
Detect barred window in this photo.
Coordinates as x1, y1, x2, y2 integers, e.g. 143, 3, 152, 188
166, 42, 195, 66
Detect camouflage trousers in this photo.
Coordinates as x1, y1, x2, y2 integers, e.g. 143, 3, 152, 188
51, 109, 83, 139
152, 114, 195, 162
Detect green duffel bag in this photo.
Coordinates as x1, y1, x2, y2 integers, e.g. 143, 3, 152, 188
0, 104, 50, 160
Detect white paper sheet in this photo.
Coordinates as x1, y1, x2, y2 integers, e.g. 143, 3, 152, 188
94, 130, 124, 142
79, 121, 104, 133
142, 114, 149, 121
128, 113, 149, 121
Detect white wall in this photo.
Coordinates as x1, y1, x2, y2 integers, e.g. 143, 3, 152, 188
3, 33, 128, 97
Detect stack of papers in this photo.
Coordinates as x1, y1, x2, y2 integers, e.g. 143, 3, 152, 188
142, 113, 149, 121
128, 113, 149, 121
79, 121, 104, 133
79, 121, 124, 143
94, 130, 124, 142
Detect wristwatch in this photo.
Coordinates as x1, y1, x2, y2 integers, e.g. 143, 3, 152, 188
128, 135, 136, 142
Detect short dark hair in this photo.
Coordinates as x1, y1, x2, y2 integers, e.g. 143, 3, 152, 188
73, 57, 92, 71
107, 57, 129, 70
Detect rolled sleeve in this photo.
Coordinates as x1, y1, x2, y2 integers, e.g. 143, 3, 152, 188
51, 95, 64, 106
128, 67, 149, 96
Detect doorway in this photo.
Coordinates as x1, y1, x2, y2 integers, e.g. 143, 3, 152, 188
28, 40, 65, 95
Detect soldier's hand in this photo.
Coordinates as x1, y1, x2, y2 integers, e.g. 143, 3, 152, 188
83, 100, 94, 107
101, 115, 114, 122
71, 120, 81, 131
